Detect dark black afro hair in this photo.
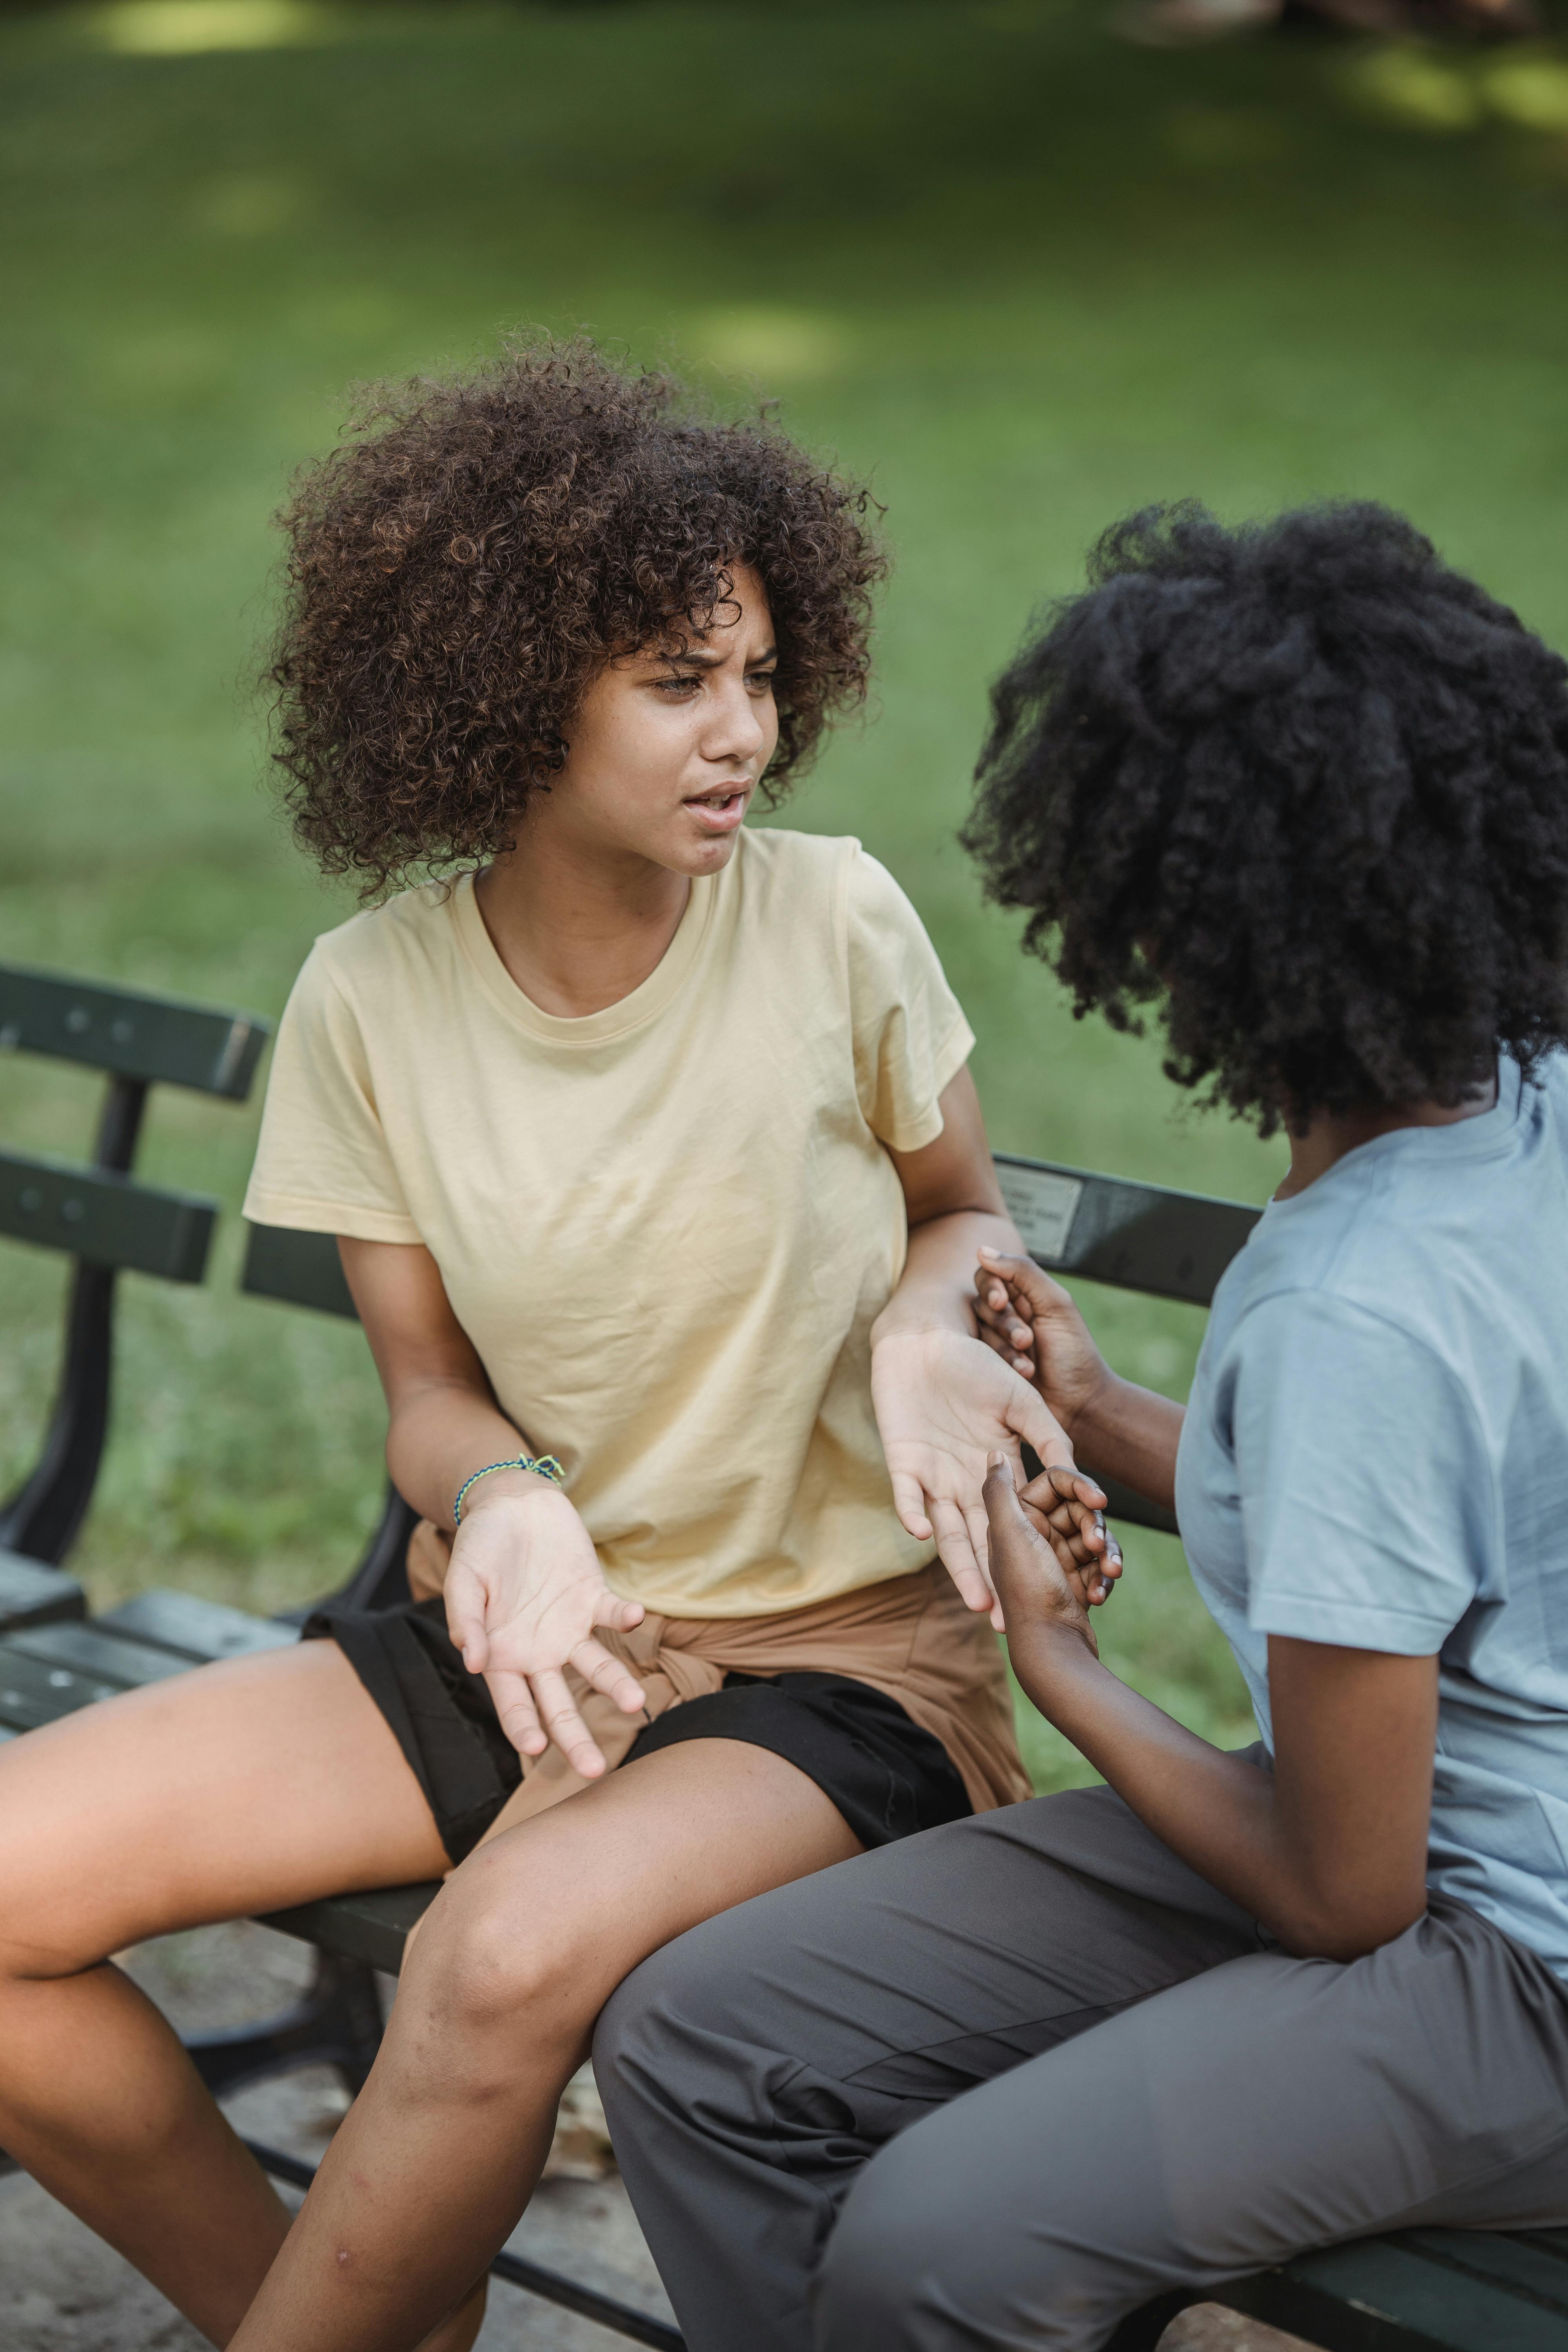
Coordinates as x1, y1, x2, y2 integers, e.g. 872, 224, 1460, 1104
961, 501, 1568, 1134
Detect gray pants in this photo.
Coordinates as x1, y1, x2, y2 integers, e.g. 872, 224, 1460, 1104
594, 1777, 1568, 2352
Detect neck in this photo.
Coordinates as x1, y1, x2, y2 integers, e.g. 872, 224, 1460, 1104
1276, 1073, 1500, 1200
473, 813, 692, 1019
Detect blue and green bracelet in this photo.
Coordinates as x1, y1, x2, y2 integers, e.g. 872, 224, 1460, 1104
453, 1454, 565, 1525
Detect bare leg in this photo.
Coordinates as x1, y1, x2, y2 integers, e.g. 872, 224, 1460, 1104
0, 1641, 451, 2346
230, 1739, 863, 2352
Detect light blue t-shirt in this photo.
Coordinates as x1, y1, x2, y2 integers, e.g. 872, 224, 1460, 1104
1175, 1054, 1568, 1977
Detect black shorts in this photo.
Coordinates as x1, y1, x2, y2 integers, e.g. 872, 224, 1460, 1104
305, 1597, 973, 1866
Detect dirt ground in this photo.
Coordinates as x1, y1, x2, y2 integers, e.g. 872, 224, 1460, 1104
0, 1922, 1308, 2352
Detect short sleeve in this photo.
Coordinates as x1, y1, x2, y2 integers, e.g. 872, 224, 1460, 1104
242, 946, 421, 1244
845, 849, 975, 1152
1232, 1290, 1492, 1654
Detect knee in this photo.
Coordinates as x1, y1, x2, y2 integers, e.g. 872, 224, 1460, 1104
813, 2140, 931, 2345
814, 2136, 1016, 2352
398, 1868, 589, 2053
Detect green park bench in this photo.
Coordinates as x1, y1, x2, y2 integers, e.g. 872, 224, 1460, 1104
3, 957, 1567, 2352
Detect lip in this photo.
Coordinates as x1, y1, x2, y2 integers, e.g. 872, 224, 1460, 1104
682, 785, 751, 835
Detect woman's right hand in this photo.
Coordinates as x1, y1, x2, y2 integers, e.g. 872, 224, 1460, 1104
973, 1247, 1112, 1434
443, 1477, 648, 1778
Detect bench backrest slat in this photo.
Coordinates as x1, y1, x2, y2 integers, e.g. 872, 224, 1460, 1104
0, 1149, 218, 1283
995, 1155, 1259, 1308
240, 1222, 358, 1319
0, 964, 270, 1100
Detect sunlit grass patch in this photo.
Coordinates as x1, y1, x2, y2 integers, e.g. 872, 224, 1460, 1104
690, 307, 852, 386
84, 0, 337, 51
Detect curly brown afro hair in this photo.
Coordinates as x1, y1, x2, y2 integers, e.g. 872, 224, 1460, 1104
267, 336, 884, 895
961, 502, 1568, 1134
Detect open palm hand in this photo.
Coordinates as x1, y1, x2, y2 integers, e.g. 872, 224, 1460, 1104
871, 1327, 1109, 1621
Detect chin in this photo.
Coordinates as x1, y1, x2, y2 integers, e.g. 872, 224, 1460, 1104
671, 831, 744, 875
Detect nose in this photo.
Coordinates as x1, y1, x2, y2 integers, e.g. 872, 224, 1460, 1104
700, 673, 769, 767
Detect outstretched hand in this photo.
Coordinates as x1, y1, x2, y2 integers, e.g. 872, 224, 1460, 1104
871, 1326, 1120, 1625
443, 1482, 648, 1778
982, 1451, 1104, 1663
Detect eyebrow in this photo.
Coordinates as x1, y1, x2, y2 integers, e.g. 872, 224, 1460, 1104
655, 644, 778, 670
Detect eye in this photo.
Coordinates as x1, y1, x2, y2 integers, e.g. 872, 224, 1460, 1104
652, 673, 703, 697
748, 668, 777, 694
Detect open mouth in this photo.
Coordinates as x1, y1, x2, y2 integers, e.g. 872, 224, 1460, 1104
683, 786, 750, 831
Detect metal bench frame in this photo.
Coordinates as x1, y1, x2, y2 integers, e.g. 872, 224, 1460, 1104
4, 958, 1566, 2350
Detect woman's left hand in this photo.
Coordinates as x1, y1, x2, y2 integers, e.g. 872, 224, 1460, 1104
871, 1327, 1120, 1622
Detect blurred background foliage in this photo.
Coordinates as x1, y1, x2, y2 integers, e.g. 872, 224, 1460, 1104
3, 0, 1567, 1787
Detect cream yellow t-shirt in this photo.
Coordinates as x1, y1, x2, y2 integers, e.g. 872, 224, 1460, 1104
243, 828, 975, 1618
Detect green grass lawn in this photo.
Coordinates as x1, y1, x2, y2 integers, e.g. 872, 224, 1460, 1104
3, 0, 1568, 1788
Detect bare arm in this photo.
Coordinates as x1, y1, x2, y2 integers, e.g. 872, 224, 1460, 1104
875, 1065, 1020, 1341
985, 1457, 1436, 1959
337, 1236, 646, 1775
867, 1073, 1118, 1617
338, 1235, 541, 1530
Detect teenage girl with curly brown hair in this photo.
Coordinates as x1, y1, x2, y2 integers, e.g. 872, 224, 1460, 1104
0, 339, 1111, 2352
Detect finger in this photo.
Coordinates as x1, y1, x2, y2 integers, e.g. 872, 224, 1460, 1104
977, 1247, 1072, 1320
1022, 1462, 1107, 1518
528, 1668, 610, 1779
1030, 1509, 1097, 1570
443, 1568, 490, 1672
973, 1274, 1036, 1361
982, 1451, 1051, 1572
484, 1668, 547, 1758
929, 1496, 993, 1614
962, 1497, 995, 1588
1008, 1390, 1083, 1481
979, 1327, 1038, 1377
1025, 1466, 1123, 1598
975, 1280, 1034, 1354
890, 1471, 934, 1544
592, 1590, 646, 1635
569, 1635, 648, 1716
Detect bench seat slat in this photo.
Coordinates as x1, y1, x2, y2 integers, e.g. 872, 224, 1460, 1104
8, 1620, 192, 1687
0, 1150, 218, 1282
260, 1884, 439, 1976
1395, 2227, 1568, 2310
1223, 2234, 1568, 2351
0, 1550, 86, 1632
98, 1590, 299, 1662
0, 1642, 131, 1730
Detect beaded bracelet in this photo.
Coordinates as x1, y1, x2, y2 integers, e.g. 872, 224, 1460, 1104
453, 1454, 566, 1525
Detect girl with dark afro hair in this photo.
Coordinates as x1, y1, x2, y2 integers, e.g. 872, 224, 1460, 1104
0, 337, 1111, 2352
590, 505, 1568, 2352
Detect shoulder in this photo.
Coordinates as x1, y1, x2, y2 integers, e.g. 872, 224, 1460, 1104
731, 828, 883, 970
301, 882, 460, 1005
1208, 1245, 1483, 1468
734, 825, 859, 906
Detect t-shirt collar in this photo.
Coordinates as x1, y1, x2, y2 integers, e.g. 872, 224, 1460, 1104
1263, 1055, 1526, 1221
449, 859, 722, 1045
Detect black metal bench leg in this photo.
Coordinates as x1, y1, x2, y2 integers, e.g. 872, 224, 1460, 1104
184, 1952, 386, 2101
